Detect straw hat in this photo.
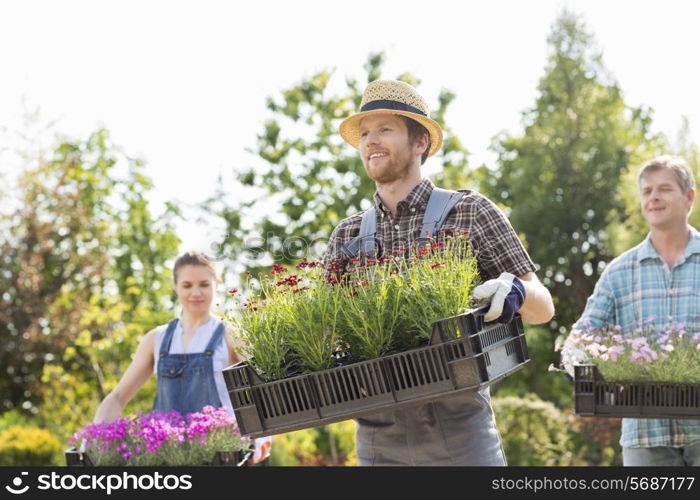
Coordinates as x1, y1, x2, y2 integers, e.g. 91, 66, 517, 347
339, 80, 443, 157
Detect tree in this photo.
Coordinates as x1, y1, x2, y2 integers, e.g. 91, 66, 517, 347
476, 12, 665, 391
0, 129, 180, 418
203, 52, 471, 280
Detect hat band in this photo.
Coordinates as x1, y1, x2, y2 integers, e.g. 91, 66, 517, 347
360, 99, 427, 116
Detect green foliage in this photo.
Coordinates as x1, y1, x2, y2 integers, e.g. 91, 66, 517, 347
38, 303, 166, 444
0, 128, 180, 449
0, 129, 180, 415
204, 52, 471, 281
493, 393, 620, 466
230, 235, 479, 378
0, 425, 63, 466
476, 11, 665, 399
0, 410, 30, 431
269, 422, 357, 466
492, 326, 573, 408
568, 414, 622, 466
493, 394, 577, 465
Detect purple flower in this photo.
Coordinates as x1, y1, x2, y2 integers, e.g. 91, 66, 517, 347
71, 406, 243, 465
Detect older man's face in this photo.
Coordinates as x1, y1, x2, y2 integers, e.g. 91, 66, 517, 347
639, 168, 695, 230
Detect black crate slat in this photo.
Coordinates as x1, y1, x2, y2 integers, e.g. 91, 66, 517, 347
573, 364, 700, 419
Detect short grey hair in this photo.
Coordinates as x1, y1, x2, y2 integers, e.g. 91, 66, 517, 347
637, 155, 696, 193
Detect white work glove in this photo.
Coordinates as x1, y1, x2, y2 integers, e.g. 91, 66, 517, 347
472, 272, 526, 323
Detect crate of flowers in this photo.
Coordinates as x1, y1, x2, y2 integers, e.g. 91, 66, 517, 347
557, 321, 700, 419
224, 233, 529, 438
66, 406, 253, 466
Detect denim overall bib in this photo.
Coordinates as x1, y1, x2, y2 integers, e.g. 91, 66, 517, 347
153, 319, 225, 414
342, 187, 508, 466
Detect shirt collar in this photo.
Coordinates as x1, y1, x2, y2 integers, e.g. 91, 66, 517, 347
373, 178, 435, 214
637, 226, 700, 262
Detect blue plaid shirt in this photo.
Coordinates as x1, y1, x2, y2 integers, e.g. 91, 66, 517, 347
573, 227, 700, 448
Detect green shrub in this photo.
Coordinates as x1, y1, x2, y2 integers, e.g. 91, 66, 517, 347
269, 421, 357, 466
493, 394, 576, 465
493, 393, 621, 466
567, 413, 622, 466
0, 410, 29, 431
0, 425, 63, 466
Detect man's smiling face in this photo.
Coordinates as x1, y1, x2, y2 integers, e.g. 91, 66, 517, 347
639, 168, 695, 229
358, 113, 417, 184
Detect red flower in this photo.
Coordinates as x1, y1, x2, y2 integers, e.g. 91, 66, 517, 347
271, 264, 288, 275
430, 262, 446, 269
244, 271, 253, 278
432, 242, 444, 248
228, 288, 238, 295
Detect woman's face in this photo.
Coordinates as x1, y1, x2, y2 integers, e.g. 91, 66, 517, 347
175, 264, 216, 314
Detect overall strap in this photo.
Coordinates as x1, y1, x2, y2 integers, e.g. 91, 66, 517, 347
159, 319, 180, 358
420, 187, 463, 239
203, 322, 226, 356
341, 207, 378, 260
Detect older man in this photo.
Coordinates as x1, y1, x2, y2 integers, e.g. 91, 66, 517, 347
570, 156, 700, 466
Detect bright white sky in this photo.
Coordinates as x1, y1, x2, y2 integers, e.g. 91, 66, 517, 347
1, 0, 699, 254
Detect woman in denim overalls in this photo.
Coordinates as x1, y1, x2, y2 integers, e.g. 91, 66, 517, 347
92, 251, 270, 462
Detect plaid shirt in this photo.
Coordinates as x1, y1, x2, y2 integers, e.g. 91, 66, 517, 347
323, 178, 535, 280
573, 227, 700, 448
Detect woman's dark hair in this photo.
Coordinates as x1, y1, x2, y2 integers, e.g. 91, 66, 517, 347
172, 251, 217, 284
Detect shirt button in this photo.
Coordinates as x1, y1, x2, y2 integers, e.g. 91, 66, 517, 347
410, 207, 416, 213
394, 224, 400, 230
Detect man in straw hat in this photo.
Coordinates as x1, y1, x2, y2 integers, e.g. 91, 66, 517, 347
324, 79, 554, 465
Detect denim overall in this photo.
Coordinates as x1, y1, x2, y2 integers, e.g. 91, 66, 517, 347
153, 319, 225, 414
343, 187, 508, 466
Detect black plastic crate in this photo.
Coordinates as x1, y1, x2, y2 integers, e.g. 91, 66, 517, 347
310, 358, 394, 418
224, 307, 529, 438
64, 447, 254, 466
573, 364, 700, 419
223, 364, 320, 436
432, 309, 529, 390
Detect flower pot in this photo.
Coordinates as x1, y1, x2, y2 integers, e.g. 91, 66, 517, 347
573, 364, 700, 418
64, 447, 254, 467
223, 307, 529, 438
